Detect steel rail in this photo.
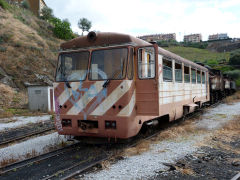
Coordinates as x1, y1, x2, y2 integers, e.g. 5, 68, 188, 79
43, 154, 110, 180
231, 172, 240, 180
0, 101, 222, 180
0, 126, 55, 146
56, 101, 223, 180
0, 142, 80, 175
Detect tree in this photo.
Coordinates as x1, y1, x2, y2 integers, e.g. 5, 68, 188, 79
21, 0, 30, 9
51, 18, 73, 40
229, 50, 240, 66
78, 18, 92, 35
41, 6, 54, 20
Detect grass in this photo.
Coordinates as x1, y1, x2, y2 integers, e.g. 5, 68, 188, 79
124, 139, 151, 156
223, 91, 240, 104
198, 115, 240, 154
0, 0, 10, 10
0, 4, 63, 110
0, 46, 6, 52
163, 46, 230, 63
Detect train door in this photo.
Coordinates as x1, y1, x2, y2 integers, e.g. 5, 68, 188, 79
135, 45, 159, 115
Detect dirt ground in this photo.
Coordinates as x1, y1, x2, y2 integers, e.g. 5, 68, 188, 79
150, 117, 240, 180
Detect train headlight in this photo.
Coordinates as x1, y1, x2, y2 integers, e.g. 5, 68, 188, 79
62, 119, 72, 127
112, 122, 116, 128
105, 121, 117, 129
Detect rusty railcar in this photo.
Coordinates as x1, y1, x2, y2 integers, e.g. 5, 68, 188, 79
223, 74, 231, 96
207, 68, 225, 103
53, 32, 209, 140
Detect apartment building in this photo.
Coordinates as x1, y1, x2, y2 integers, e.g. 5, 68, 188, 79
208, 33, 229, 41
184, 34, 202, 43
139, 33, 176, 42
7, 0, 47, 16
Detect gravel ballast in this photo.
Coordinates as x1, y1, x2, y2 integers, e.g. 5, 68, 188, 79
83, 102, 240, 180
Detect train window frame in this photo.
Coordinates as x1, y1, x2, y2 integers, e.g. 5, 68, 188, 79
184, 65, 190, 83
55, 51, 90, 82
197, 70, 201, 84
137, 47, 155, 79
163, 58, 173, 82
202, 71, 205, 84
127, 48, 134, 80
89, 47, 128, 81
191, 68, 196, 84
175, 61, 182, 83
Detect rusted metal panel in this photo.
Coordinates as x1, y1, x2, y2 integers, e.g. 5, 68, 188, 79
61, 32, 150, 50
54, 32, 211, 139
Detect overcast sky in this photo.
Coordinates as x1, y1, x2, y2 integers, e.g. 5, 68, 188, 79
44, 0, 240, 41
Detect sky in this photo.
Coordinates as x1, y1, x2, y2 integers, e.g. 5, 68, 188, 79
44, 0, 240, 41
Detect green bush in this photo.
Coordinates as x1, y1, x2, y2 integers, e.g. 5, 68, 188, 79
157, 40, 179, 47
206, 59, 218, 67
0, 0, 10, 10
41, 6, 54, 20
217, 66, 234, 73
182, 42, 208, 49
21, 0, 30, 9
224, 69, 240, 79
50, 18, 73, 40
229, 50, 240, 66
236, 78, 240, 87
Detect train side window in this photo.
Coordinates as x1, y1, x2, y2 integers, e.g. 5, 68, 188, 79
127, 48, 134, 80
191, 69, 196, 84
184, 65, 190, 83
175, 62, 182, 82
163, 59, 172, 81
202, 71, 205, 84
138, 47, 155, 79
197, 70, 201, 83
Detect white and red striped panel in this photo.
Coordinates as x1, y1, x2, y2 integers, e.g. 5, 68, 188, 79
53, 80, 136, 118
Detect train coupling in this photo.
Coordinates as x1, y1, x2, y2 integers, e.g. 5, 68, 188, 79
146, 119, 159, 126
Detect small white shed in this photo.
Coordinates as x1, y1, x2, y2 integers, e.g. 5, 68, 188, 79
27, 86, 55, 112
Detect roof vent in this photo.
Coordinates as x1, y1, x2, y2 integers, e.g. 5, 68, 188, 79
87, 31, 97, 42
149, 41, 157, 44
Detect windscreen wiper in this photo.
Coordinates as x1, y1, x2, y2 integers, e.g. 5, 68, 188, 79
59, 64, 71, 89
103, 79, 110, 88
65, 81, 71, 88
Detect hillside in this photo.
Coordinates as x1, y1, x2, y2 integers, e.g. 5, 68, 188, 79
0, 4, 64, 114
163, 46, 230, 63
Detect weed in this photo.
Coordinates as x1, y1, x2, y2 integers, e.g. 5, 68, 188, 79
224, 91, 240, 104
21, 0, 29, 9
14, 14, 26, 24
0, 0, 10, 10
0, 33, 13, 43
0, 46, 6, 52
176, 166, 195, 176
3, 108, 29, 116
13, 42, 22, 47
0, 157, 17, 167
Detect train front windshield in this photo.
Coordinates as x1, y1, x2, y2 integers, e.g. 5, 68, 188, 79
56, 51, 89, 81
56, 48, 128, 82
89, 48, 128, 80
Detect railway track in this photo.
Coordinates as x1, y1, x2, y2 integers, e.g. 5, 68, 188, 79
0, 143, 109, 180
0, 120, 55, 146
0, 102, 222, 180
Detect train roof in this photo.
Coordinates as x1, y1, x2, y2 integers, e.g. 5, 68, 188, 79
60, 32, 150, 50
60, 32, 207, 72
